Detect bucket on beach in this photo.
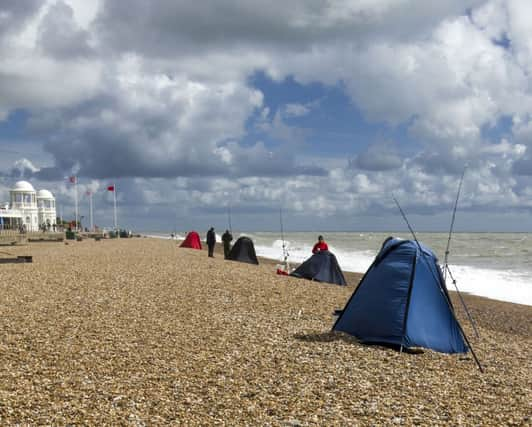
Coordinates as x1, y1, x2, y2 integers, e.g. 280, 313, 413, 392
277, 267, 288, 276
275, 263, 291, 275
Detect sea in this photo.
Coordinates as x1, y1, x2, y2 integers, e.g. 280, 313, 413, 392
145, 231, 532, 307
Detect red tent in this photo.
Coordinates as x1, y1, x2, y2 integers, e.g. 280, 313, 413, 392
180, 231, 202, 250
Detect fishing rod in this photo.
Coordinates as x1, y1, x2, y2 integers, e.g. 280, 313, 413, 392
444, 166, 467, 281
393, 195, 484, 372
393, 195, 421, 245
441, 166, 480, 338
174, 196, 178, 239
445, 265, 480, 338
279, 207, 290, 272
227, 203, 233, 234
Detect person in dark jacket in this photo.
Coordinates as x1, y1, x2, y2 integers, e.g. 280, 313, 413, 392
206, 227, 216, 257
221, 229, 233, 259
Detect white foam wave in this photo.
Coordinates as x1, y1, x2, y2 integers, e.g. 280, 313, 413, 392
255, 238, 532, 306
448, 265, 532, 306
254, 241, 375, 274
143, 233, 185, 240
142, 231, 531, 306
142, 232, 186, 240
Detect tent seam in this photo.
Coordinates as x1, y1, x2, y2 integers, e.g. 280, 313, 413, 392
401, 251, 418, 348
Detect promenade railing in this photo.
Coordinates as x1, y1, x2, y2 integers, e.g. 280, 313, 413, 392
0, 230, 65, 244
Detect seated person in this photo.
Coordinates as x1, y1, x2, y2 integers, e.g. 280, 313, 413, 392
312, 235, 329, 254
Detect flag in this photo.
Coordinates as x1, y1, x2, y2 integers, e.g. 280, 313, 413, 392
107, 185, 115, 192
68, 176, 77, 184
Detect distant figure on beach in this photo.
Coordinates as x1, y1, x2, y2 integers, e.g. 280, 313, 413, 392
312, 235, 328, 254
222, 229, 233, 259
206, 227, 216, 257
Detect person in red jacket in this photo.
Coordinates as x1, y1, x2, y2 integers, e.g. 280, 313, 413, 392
312, 235, 328, 254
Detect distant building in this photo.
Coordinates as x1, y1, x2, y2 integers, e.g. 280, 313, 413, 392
0, 181, 57, 231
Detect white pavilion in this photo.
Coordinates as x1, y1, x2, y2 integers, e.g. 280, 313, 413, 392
0, 180, 57, 231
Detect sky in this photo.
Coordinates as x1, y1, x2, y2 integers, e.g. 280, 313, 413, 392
1, 0, 532, 232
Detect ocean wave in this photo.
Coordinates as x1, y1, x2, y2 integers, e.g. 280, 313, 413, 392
143, 233, 185, 240
254, 234, 532, 306
448, 265, 532, 306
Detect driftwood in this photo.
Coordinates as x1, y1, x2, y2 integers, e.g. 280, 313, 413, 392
0, 255, 32, 264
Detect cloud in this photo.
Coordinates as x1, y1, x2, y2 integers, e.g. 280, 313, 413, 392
26, 65, 323, 180
0, 0, 42, 39
37, 1, 93, 59
221, 141, 326, 177
412, 151, 470, 175
5, 157, 39, 178
28, 57, 265, 178
93, 0, 485, 57
350, 140, 403, 171
512, 144, 532, 176
283, 103, 311, 118
3, 0, 532, 229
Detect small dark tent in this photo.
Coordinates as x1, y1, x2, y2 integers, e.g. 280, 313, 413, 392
290, 251, 347, 286
180, 231, 202, 250
227, 236, 259, 265
333, 237, 468, 354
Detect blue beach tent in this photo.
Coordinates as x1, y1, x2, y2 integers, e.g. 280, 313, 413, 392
333, 237, 468, 354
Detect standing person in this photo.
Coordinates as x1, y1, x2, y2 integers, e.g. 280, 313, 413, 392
221, 229, 233, 259
206, 227, 216, 257
312, 235, 328, 254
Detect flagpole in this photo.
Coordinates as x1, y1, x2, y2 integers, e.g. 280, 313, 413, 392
89, 192, 94, 232
74, 177, 79, 232
113, 184, 118, 238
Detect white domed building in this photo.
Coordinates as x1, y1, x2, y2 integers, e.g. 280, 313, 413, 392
0, 181, 57, 231
37, 189, 57, 229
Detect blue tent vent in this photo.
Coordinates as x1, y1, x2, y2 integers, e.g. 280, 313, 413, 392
333, 237, 468, 354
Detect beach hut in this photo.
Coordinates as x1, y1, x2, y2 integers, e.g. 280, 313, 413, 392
290, 251, 347, 286
180, 231, 202, 250
227, 236, 259, 265
333, 237, 468, 354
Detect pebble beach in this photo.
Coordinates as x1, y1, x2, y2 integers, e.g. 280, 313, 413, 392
0, 238, 530, 425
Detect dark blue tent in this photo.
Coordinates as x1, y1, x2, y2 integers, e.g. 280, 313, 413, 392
228, 236, 259, 265
333, 238, 468, 354
290, 250, 347, 286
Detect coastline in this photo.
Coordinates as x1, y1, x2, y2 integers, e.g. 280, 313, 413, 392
171, 234, 532, 308
209, 240, 532, 336
1, 237, 529, 424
